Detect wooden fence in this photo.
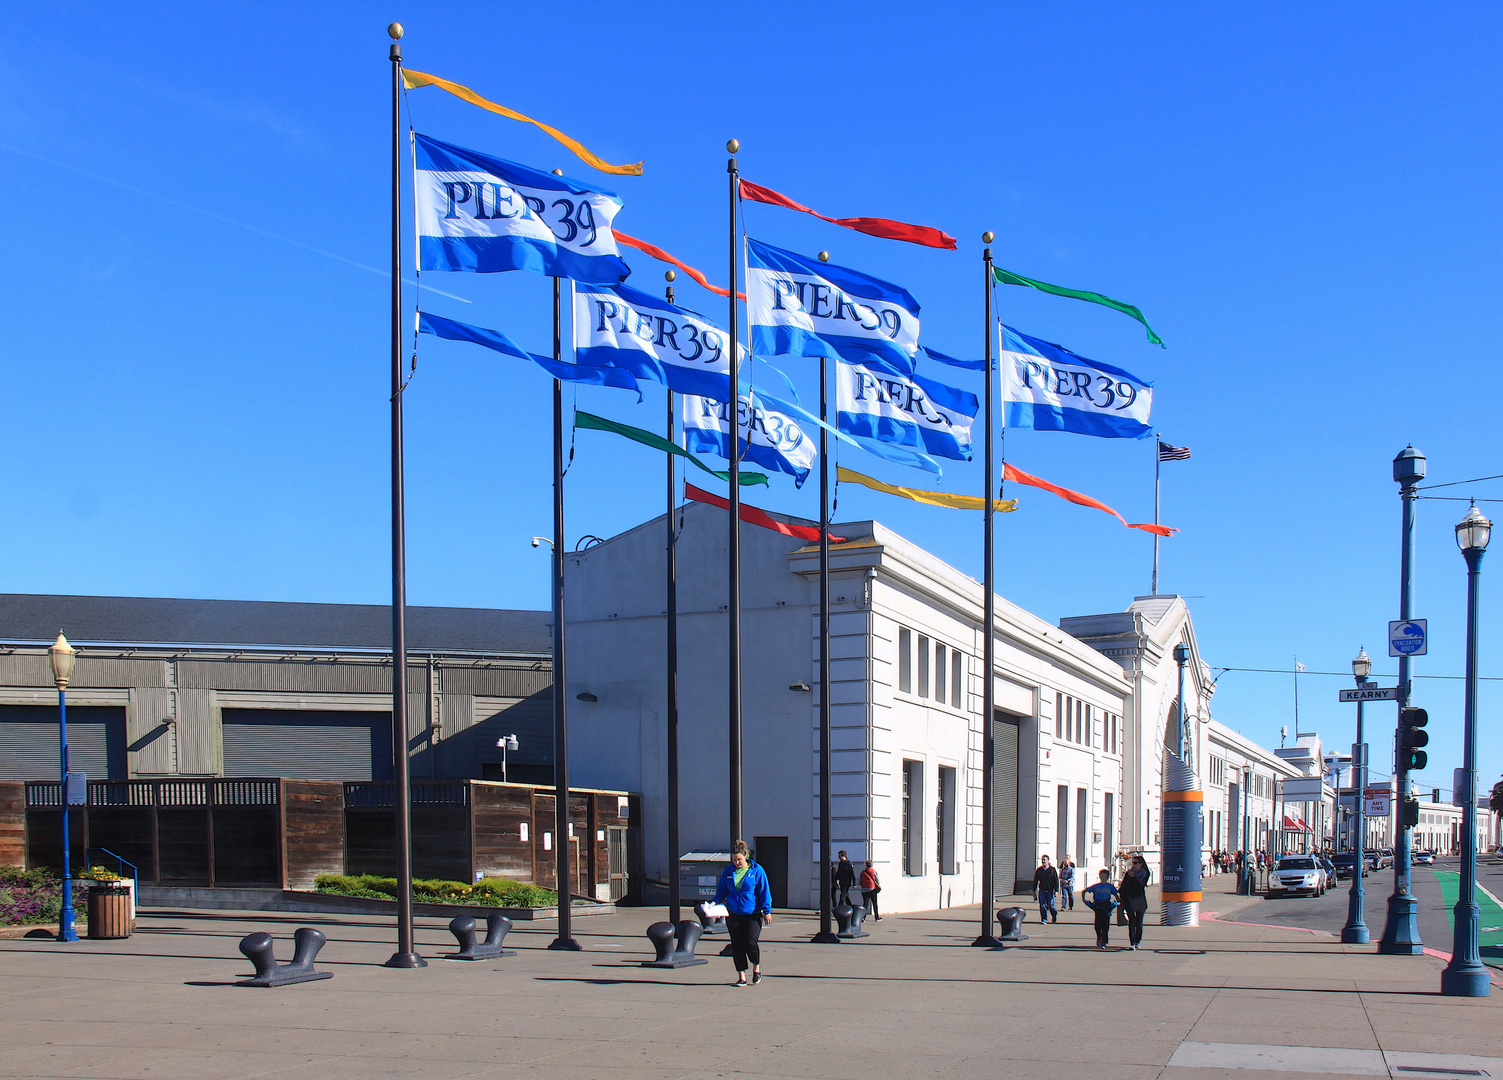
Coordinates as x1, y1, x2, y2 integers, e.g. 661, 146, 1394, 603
2, 778, 639, 899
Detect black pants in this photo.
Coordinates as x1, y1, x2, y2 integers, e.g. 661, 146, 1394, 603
726, 913, 763, 972
862, 888, 879, 918
1126, 904, 1146, 946
1093, 905, 1111, 945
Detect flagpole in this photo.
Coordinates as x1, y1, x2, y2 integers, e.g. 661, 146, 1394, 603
548, 270, 580, 951
726, 139, 743, 847
974, 232, 1003, 948
814, 251, 838, 944
384, 22, 424, 971
664, 271, 681, 927
1153, 436, 1161, 595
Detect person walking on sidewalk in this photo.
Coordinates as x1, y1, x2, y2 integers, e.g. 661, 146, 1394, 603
1118, 854, 1152, 950
1059, 856, 1077, 911
1032, 855, 1060, 924
833, 850, 857, 908
1083, 869, 1119, 948
859, 861, 882, 921
714, 840, 773, 987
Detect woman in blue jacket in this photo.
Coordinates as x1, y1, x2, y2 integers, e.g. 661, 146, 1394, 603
713, 840, 773, 986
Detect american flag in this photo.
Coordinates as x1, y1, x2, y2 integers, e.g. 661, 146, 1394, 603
1157, 440, 1192, 462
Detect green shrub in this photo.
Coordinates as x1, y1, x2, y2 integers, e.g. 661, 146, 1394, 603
1, 865, 88, 925
312, 873, 558, 908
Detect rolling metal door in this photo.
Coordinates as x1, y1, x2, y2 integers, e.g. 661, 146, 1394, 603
991, 712, 1020, 898
221, 710, 391, 781
0, 705, 125, 781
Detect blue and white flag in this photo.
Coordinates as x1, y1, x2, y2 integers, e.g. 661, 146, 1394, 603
574, 284, 740, 402
414, 133, 630, 284
1002, 325, 1152, 439
746, 238, 919, 376
836, 363, 977, 462
682, 390, 816, 488
921, 345, 986, 372
419, 311, 641, 393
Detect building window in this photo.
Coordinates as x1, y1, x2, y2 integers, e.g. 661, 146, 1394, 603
1104, 792, 1115, 864
937, 765, 957, 874
898, 628, 912, 694
1083, 703, 1092, 747
1056, 693, 1065, 739
903, 759, 924, 876
934, 642, 946, 705
917, 636, 930, 699
1075, 700, 1084, 744
951, 651, 962, 709
1057, 785, 1071, 862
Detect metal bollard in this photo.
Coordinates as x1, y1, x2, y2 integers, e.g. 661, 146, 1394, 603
996, 907, 1028, 942
834, 902, 869, 939
448, 913, 516, 960
642, 918, 709, 968
237, 927, 334, 987
694, 902, 727, 935
640, 919, 709, 973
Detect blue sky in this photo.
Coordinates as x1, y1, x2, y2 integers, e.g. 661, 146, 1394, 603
3, 3, 1501, 797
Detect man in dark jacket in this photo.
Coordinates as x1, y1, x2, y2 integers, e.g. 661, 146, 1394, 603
833, 850, 857, 908
1032, 855, 1060, 924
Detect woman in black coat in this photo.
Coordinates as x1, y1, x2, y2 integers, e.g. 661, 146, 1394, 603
1118, 854, 1153, 950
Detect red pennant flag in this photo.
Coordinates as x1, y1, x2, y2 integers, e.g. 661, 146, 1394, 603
1003, 463, 1175, 536
739, 179, 957, 250
615, 231, 746, 301
684, 483, 845, 543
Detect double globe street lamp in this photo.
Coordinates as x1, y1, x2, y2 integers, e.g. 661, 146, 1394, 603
1441, 504, 1490, 997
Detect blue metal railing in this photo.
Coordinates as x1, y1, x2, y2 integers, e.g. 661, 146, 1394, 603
84, 847, 139, 882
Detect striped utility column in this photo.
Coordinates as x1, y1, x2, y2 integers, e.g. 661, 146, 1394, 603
1161, 752, 1203, 925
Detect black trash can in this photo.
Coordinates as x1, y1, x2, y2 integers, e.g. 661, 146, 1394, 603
87, 882, 132, 940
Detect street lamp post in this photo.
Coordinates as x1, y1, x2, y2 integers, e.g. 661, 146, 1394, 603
1342, 648, 1371, 943
1241, 766, 1253, 895
49, 632, 78, 943
1442, 504, 1490, 997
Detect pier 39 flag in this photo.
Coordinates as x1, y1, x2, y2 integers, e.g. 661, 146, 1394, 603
747, 238, 919, 377
682, 390, 816, 488
574, 284, 738, 402
1002, 325, 1152, 440
415, 133, 629, 284
836, 363, 977, 462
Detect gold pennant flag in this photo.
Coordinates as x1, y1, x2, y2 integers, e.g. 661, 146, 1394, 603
402, 68, 643, 176
837, 466, 1017, 513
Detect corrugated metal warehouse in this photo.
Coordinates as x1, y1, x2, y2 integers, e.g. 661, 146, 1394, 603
0, 594, 555, 784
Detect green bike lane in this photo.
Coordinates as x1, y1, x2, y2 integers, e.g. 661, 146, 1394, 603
1430, 867, 1503, 970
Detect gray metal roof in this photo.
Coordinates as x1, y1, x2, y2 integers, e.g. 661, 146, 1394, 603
0, 594, 551, 656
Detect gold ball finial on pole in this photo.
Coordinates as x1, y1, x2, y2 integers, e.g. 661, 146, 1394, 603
726, 139, 740, 154
665, 270, 677, 282
982, 231, 994, 245
388, 23, 404, 40
817, 251, 830, 263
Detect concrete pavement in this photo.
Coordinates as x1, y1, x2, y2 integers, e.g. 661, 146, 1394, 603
1, 875, 1500, 1080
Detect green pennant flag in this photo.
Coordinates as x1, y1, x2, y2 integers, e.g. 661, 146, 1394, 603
575, 410, 770, 486
994, 266, 1163, 346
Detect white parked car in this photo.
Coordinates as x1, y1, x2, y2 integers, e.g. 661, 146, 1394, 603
1268, 855, 1326, 898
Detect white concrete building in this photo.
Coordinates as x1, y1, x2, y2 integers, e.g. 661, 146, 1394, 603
564, 504, 1131, 912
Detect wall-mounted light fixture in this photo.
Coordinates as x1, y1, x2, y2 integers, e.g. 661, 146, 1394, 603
576, 692, 598, 702
789, 680, 811, 692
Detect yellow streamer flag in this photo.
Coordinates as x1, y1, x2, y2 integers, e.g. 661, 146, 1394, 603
837, 467, 1018, 513
402, 68, 643, 176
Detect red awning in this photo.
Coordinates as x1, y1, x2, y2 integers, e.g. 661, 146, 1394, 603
1282, 814, 1311, 833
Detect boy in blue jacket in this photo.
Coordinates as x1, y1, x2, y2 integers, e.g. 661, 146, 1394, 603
1083, 869, 1119, 949
714, 840, 773, 986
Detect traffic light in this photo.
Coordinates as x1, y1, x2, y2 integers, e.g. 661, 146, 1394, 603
1403, 799, 1420, 828
1399, 706, 1429, 772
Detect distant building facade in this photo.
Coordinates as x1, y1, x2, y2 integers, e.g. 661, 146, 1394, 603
0, 594, 554, 785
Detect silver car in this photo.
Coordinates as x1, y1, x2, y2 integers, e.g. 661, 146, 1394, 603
1268, 856, 1326, 898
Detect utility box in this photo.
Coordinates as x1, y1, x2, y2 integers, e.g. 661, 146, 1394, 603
678, 852, 730, 904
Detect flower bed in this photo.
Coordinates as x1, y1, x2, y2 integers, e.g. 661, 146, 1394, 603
1, 867, 89, 926
314, 873, 559, 909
